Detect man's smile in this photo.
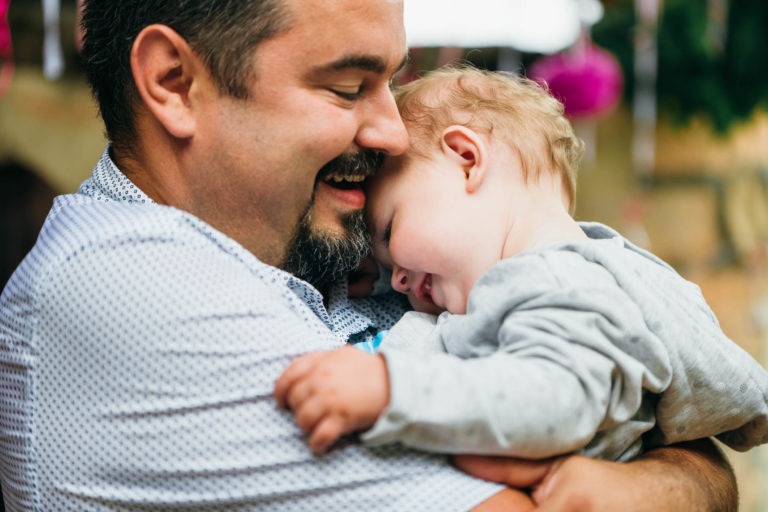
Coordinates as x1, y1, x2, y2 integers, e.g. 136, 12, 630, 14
322, 172, 367, 187
316, 179, 366, 209
314, 151, 383, 210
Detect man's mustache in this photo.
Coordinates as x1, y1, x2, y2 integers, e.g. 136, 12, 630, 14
317, 151, 384, 181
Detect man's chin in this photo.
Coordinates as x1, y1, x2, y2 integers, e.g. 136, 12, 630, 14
306, 218, 355, 241
282, 209, 371, 293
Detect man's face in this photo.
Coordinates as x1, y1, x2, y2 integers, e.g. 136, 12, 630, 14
190, 0, 408, 273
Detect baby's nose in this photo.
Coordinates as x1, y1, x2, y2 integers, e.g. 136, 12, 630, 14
390, 264, 409, 294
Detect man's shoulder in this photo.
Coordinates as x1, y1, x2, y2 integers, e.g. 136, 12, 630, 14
49, 193, 206, 243
41, 193, 261, 265
9, 195, 274, 301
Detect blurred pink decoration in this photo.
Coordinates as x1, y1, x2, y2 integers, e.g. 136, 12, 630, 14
528, 42, 623, 118
0, 0, 13, 97
0, 0, 9, 55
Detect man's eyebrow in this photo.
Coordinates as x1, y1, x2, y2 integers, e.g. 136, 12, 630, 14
315, 54, 409, 75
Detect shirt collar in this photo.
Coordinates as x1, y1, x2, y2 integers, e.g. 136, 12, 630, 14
78, 147, 154, 204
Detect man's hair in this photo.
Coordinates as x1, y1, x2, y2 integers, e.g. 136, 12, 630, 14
394, 65, 584, 212
80, 0, 292, 154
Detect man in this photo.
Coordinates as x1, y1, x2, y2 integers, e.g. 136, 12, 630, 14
0, 0, 737, 510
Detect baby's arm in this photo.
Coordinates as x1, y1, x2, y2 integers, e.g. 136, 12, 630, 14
364, 339, 625, 458
274, 305, 645, 458
361, 291, 671, 458
274, 346, 390, 454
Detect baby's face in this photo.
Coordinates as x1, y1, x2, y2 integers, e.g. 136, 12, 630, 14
365, 153, 493, 315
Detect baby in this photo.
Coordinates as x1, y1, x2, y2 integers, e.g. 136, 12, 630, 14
274, 66, 768, 461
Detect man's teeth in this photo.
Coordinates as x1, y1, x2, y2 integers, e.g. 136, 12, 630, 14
325, 174, 366, 183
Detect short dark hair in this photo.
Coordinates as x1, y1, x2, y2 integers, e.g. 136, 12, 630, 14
80, 0, 292, 154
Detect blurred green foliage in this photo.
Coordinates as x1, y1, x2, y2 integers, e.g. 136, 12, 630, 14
592, 0, 768, 134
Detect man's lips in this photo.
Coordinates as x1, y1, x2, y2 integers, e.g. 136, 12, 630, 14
316, 180, 366, 210
313, 151, 380, 211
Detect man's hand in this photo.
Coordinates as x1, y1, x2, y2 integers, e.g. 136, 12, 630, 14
274, 346, 390, 454
457, 454, 634, 511
456, 438, 737, 512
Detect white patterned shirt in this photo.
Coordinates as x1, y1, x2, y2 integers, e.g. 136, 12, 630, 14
0, 148, 503, 511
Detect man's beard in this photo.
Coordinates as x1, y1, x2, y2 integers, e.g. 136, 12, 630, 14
281, 152, 380, 292
282, 209, 371, 292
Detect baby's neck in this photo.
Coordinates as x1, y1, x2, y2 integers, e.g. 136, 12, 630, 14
501, 201, 586, 259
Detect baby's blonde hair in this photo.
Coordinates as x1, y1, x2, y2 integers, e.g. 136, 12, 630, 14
395, 65, 584, 213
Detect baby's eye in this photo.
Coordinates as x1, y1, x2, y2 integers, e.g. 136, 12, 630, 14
372, 244, 393, 270
371, 221, 393, 266
382, 222, 392, 247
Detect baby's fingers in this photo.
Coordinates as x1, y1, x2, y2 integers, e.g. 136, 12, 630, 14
294, 394, 328, 435
274, 352, 325, 408
308, 415, 347, 455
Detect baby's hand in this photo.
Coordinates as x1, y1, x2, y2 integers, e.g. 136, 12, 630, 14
274, 345, 390, 454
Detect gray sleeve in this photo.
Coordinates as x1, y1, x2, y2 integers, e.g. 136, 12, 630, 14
364, 311, 666, 458
645, 308, 768, 451
362, 344, 608, 457
378, 311, 442, 352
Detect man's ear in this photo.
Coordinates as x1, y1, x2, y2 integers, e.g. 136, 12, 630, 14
130, 24, 200, 139
440, 125, 487, 193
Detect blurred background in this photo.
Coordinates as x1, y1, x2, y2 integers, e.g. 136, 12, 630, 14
0, 0, 766, 510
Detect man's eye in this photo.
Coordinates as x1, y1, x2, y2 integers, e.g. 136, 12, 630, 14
331, 88, 362, 101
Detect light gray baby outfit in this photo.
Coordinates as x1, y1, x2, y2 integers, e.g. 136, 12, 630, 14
362, 222, 768, 461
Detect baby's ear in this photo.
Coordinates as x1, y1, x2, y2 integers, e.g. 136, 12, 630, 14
441, 125, 487, 193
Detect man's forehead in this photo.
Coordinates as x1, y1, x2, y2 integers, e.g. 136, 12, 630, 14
254, 0, 407, 73
288, 0, 403, 16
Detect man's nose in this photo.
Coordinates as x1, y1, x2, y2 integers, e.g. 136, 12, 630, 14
354, 87, 409, 156
390, 264, 410, 294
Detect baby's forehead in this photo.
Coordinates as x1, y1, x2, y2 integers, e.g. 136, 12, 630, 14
366, 156, 412, 201
366, 164, 395, 197
376, 153, 412, 179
